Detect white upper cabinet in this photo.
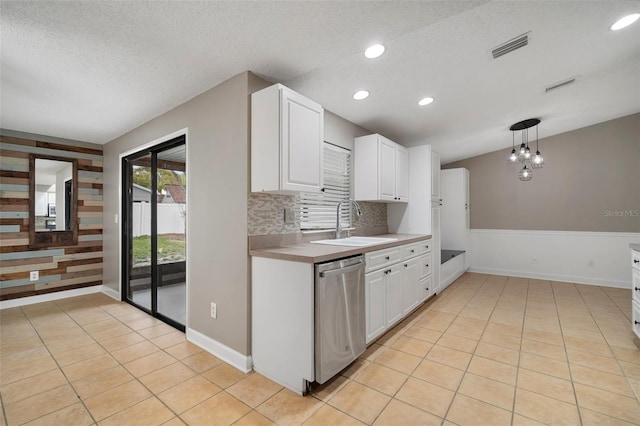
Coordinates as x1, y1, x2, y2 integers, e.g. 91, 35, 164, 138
431, 150, 441, 201
354, 134, 409, 202
251, 84, 324, 194
395, 145, 409, 201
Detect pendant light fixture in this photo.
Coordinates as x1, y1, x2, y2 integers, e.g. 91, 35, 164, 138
507, 118, 544, 181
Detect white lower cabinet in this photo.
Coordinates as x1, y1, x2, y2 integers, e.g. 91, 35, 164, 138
365, 269, 387, 343
365, 239, 433, 344
402, 258, 419, 315
386, 264, 404, 327
632, 247, 640, 342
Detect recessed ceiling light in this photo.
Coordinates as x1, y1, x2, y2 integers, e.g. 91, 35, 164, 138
364, 44, 385, 59
418, 97, 434, 106
611, 13, 640, 30
353, 90, 370, 100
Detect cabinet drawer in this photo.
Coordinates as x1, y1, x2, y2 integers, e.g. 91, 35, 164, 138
633, 268, 640, 304
633, 250, 640, 271
633, 301, 640, 340
401, 243, 421, 259
419, 254, 432, 279
365, 247, 402, 273
417, 240, 432, 255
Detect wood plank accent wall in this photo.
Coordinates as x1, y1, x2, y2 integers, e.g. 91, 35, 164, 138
0, 135, 103, 300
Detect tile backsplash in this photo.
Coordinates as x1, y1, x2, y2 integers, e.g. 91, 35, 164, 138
248, 193, 387, 236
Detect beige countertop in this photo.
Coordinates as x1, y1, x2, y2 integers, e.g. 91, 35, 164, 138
249, 233, 431, 264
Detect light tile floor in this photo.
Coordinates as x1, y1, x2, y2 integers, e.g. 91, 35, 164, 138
1, 273, 639, 425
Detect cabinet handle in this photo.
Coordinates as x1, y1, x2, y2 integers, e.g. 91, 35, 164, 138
635, 259, 639, 264
635, 287, 640, 291
410, 249, 415, 253
404, 264, 408, 268
385, 256, 390, 260
384, 269, 391, 275
425, 264, 429, 267
635, 321, 640, 325
320, 187, 326, 192
425, 288, 429, 291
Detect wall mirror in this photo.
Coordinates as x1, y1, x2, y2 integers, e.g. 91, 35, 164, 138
29, 154, 78, 248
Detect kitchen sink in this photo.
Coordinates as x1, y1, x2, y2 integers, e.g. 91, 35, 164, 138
310, 236, 398, 247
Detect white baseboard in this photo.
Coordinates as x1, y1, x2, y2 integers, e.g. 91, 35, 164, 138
186, 327, 252, 373
468, 266, 628, 288
0, 285, 102, 310
469, 229, 640, 289
101, 285, 120, 301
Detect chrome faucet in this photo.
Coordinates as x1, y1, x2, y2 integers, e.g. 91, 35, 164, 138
336, 199, 362, 239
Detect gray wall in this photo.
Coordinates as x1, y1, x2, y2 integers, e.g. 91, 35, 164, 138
103, 71, 270, 355
444, 113, 640, 232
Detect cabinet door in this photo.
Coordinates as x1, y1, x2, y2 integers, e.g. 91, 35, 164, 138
402, 258, 419, 314
395, 145, 409, 202
431, 151, 441, 201
431, 203, 442, 294
419, 276, 432, 303
280, 88, 324, 192
378, 137, 396, 201
365, 269, 386, 344
386, 264, 403, 327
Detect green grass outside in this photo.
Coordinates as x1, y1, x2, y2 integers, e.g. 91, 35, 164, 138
132, 235, 185, 264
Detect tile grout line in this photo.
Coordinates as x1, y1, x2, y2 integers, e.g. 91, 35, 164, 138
571, 283, 640, 421
51, 297, 192, 424
17, 303, 99, 426
550, 281, 583, 426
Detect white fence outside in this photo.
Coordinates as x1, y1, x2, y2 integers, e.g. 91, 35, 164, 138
132, 203, 186, 236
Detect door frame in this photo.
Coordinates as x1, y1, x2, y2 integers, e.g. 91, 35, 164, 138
118, 128, 189, 331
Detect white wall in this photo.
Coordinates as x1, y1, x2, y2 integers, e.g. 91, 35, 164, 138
469, 229, 640, 288
55, 163, 72, 230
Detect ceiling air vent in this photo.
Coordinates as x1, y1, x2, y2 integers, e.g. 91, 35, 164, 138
545, 77, 577, 93
492, 33, 529, 59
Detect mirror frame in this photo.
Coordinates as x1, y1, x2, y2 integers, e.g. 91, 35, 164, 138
29, 154, 79, 248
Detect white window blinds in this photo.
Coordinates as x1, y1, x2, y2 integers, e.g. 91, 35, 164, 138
300, 143, 352, 230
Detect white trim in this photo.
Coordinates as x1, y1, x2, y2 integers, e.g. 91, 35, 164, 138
468, 266, 628, 288
118, 128, 190, 327
101, 285, 120, 301
470, 229, 640, 238
186, 327, 252, 373
468, 229, 640, 289
0, 285, 102, 310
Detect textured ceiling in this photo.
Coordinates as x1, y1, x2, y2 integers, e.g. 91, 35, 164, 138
1, 1, 639, 163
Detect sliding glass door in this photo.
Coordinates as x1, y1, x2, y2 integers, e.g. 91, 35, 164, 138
122, 136, 186, 331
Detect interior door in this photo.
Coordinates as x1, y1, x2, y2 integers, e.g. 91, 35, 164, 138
122, 136, 186, 331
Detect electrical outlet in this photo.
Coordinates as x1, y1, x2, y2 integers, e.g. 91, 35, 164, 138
30, 271, 39, 281
283, 208, 295, 224
211, 302, 217, 319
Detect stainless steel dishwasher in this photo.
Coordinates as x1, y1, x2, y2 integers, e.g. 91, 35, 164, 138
315, 255, 366, 384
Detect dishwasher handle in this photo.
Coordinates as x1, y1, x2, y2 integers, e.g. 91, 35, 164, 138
319, 261, 365, 278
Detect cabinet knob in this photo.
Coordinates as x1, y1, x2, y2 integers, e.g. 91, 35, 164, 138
385, 256, 390, 260
636, 321, 640, 325
425, 264, 429, 267
635, 287, 640, 291
410, 249, 415, 253
320, 187, 326, 192
635, 259, 639, 264
425, 288, 429, 291
384, 269, 391, 275
404, 264, 408, 268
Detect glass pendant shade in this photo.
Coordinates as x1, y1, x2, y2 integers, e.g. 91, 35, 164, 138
518, 143, 526, 157
509, 149, 517, 163
519, 165, 533, 181
531, 151, 544, 169
523, 146, 531, 160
